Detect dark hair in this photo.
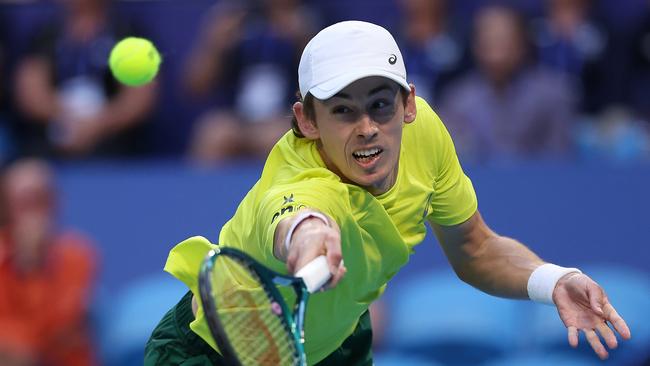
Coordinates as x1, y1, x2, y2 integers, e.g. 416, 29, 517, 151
290, 87, 410, 138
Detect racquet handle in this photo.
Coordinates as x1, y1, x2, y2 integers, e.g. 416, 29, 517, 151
295, 255, 332, 293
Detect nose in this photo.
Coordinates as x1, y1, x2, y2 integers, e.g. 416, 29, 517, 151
356, 114, 378, 140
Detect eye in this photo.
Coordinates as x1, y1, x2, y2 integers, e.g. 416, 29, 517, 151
332, 105, 352, 114
371, 99, 392, 111
368, 97, 397, 123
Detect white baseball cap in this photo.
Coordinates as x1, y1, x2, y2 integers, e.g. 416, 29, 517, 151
298, 21, 410, 100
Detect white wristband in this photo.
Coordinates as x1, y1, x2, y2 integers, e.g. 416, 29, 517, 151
527, 263, 582, 305
284, 211, 329, 252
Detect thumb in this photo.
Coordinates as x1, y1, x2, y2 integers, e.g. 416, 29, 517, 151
587, 283, 605, 316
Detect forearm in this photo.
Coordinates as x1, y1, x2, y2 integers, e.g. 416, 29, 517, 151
97, 82, 157, 134
184, 48, 226, 96
184, 8, 247, 96
457, 234, 544, 299
433, 211, 544, 299
15, 58, 62, 122
273, 214, 293, 262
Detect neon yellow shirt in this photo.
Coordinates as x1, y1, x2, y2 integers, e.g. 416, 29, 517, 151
165, 97, 478, 364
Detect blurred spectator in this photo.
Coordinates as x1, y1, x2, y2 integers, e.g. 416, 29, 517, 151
397, 0, 468, 104
440, 5, 577, 162
13, 0, 158, 159
530, 0, 611, 113
0, 15, 14, 165
184, 0, 319, 164
629, 1, 650, 124
568, 0, 650, 164
0, 158, 98, 365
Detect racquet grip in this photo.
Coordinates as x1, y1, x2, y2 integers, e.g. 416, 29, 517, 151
295, 255, 332, 293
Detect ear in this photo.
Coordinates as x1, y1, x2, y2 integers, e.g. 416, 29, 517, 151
293, 101, 320, 140
404, 84, 417, 124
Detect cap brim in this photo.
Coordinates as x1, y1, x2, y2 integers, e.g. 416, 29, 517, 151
307, 69, 410, 100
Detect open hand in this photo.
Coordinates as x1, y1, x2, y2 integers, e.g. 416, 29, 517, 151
553, 273, 631, 360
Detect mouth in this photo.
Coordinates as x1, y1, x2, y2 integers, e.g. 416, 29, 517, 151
352, 147, 383, 167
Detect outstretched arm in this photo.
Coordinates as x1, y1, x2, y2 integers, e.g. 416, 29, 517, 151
431, 210, 631, 359
432, 210, 542, 298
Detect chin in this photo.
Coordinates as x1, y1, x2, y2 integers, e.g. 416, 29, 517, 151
352, 172, 388, 189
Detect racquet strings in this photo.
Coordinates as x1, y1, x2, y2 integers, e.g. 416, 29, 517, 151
210, 255, 300, 366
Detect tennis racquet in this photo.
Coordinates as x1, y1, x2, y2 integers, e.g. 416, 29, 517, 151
198, 246, 332, 366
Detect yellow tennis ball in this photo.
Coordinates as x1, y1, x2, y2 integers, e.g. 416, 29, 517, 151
109, 37, 161, 86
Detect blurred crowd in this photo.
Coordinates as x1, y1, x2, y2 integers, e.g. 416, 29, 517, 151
0, 0, 648, 165
0, 158, 98, 365
0, 1, 648, 364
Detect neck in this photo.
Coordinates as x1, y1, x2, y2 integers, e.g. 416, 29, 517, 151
371, 159, 399, 196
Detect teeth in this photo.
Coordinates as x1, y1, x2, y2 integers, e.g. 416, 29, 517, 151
353, 148, 381, 158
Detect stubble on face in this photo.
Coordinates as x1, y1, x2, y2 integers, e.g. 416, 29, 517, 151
310, 77, 409, 195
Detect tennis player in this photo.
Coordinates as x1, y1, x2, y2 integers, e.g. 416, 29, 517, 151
145, 21, 630, 365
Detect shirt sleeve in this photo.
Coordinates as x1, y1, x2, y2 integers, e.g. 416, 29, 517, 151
164, 236, 216, 293
162, 236, 226, 352
225, 176, 351, 274
421, 100, 478, 226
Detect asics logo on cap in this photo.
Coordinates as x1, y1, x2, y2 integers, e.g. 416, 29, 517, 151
388, 54, 397, 65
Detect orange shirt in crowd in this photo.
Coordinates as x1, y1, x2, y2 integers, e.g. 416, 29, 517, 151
0, 229, 98, 366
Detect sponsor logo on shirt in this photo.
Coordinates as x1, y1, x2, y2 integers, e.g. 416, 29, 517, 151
283, 194, 294, 205
271, 194, 306, 224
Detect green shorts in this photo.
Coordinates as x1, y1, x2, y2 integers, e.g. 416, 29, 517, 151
144, 291, 373, 365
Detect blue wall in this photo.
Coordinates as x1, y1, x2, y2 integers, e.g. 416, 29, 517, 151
54, 161, 650, 294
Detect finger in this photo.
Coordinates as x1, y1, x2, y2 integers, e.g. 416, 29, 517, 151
324, 257, 345, 290
323, 230, 343, 275
602, 303, 632, 340
587, 283, 605, 316
584, 329, 609, 360
286, 247, 299, 274
567, 326, 579, 348
325, 262, 347, 289
596, 323, 618, 349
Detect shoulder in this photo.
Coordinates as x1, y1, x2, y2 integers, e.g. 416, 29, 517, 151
261, 131, 341, 185
251, 135, 350, 218
406, 96, 451, 147
404, 96, 464, 173
264, 131, 315, 170
414, 96, 441, 122
259, 176, 351, 221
